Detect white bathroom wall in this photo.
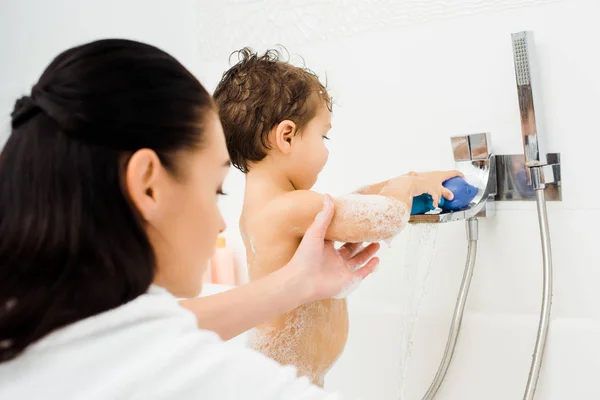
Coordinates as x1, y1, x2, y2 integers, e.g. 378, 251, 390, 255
1, 1, 599, 399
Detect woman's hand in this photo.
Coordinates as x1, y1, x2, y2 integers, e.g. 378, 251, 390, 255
287, 194, 381, 302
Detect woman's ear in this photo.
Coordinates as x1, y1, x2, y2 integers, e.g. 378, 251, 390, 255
125, 149, 163, 222
273, 120, 297, 154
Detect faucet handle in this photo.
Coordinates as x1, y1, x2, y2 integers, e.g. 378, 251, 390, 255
450, 133, 492, 161
469, 133, 492, 160
451, 135, 471, 161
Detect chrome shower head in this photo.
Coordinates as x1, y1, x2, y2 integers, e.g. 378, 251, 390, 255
511, 31, 544, 168
512, 32, 531, 86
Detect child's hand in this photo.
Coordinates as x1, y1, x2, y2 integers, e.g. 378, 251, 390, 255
407, 170, 463, 207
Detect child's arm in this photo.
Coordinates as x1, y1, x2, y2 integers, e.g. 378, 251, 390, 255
353, 180, 389, 195
275, 170, 462, 243
354, 171, 463, 196
271, 176, 416, 243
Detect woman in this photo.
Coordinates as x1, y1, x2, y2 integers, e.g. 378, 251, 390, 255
0, 39, 379, 399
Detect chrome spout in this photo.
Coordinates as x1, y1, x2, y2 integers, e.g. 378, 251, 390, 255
410, 133, 497, 224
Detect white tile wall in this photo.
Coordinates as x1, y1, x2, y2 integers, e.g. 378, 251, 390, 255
2, 0, 599, 399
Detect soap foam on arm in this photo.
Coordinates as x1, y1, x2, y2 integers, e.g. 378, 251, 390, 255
327, 194, 409, 299
330, 194, 410, 244
273, 190, 409, 244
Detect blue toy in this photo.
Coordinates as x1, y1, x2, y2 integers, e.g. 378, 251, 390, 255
411, 176, 479, 215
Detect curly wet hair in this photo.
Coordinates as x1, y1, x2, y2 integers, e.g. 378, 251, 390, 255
213, 47, 331, 173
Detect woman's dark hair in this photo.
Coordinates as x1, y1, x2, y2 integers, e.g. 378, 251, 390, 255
0, 39, 214, 362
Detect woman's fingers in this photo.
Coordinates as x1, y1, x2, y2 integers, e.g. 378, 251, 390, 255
304, 194, 334, 241
347, 242, 380, 270
352, 257, 379, 280
338, 242, 362, 260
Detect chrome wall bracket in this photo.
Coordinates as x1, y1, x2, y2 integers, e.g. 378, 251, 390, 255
495, 153, 562, 201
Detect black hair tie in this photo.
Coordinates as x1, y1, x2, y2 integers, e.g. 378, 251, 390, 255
10, 96, 42, 129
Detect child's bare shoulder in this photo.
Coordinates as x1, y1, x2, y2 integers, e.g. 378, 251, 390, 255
246, 190, 325, 237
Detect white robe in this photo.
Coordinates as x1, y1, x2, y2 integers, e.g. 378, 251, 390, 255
0, 286, 344, 400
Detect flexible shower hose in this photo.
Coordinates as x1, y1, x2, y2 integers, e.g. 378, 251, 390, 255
523, 189, 553, 400
419, 190, 553, 400
421, 218, 478, 400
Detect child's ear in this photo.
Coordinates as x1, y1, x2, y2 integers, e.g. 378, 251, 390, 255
273, 120, 297, 154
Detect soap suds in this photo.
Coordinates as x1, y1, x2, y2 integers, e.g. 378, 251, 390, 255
334, 194, 409, 243
249, 299, 347, 386
248, 235, 256, 255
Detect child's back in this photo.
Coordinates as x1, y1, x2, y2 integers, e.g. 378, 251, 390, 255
241, 187, 348, 386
